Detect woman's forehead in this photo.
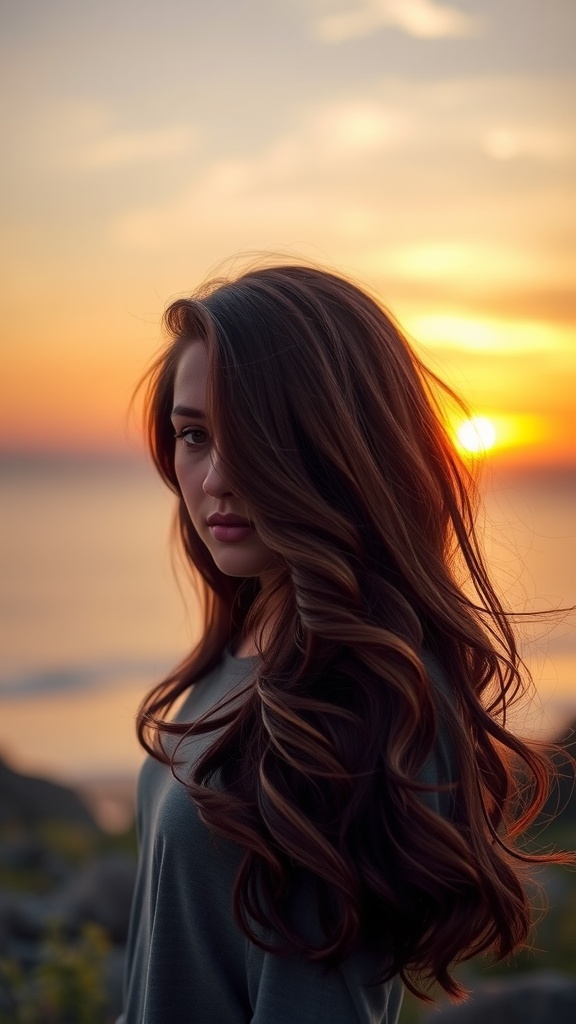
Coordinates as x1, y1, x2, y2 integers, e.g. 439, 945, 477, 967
172, 341, 208, 413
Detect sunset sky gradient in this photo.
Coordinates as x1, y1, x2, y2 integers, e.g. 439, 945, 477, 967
1, 0, 574, 465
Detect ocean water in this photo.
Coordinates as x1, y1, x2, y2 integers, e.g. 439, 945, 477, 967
0, 456, 574, 789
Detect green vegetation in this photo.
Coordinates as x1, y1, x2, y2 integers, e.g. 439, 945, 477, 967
0, 925, 111, 1024
0, 822, 136, 1024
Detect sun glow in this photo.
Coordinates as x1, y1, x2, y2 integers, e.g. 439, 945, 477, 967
405, 313, 569, 354
450, 412, 552, 462
456, 416, 497, 455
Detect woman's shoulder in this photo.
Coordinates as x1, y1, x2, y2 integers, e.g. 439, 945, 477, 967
174, 648, 258, 723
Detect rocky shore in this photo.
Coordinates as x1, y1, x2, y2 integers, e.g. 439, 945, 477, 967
0, 755, 136, 1021
0, 719, 574, 1023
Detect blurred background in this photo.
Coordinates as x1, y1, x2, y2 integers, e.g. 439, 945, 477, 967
2, 0, 574, 809
0, 2, 574, 1018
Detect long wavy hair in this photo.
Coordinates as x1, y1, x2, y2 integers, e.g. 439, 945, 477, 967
137, 264, 569, 1000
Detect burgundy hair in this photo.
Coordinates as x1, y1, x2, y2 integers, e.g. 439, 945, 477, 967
137, 265, 571, 999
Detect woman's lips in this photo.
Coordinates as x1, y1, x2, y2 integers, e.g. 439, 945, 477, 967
206, 513, 254, 543
210, 524, 254, 542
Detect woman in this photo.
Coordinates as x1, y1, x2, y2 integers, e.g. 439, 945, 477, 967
120, 264, 566, 1023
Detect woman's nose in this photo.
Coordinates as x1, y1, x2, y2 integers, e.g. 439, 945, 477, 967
202, 453, 233, 498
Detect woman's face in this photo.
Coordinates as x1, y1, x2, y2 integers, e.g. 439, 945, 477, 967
171, 341, 275, 580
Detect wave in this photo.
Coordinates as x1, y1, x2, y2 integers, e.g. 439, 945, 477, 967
0, 657, 175, 700
1, 631, 573, 702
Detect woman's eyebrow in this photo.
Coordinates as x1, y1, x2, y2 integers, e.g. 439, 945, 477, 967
171, 405, 206, 418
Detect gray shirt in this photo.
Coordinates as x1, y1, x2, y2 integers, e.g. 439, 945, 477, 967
120, 649, 453, 1023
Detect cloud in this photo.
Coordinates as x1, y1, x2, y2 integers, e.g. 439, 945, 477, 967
74, 125, 196, 169
110, 74, 575, 324
314, 0, 484, 43
110, 99, 415, 253
367, 242, 553, 286
482, 126, 576, 162
309, 99, 412, 154
3, 95, 198, 174
402, 313, 571, 354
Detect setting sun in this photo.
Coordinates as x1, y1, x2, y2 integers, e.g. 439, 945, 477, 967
456, 416, 498, 455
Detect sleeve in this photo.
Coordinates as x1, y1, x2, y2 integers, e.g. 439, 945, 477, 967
247, 939, 403, 1024
246, 875, 404, 1024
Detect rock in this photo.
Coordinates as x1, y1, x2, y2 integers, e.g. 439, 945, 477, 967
0, 834, 69, 884
424, 971, 576, 1022
0, 889, 15, 952
56, 852, 137, 943
0, 754, 97, 829
6, 853, 136, 945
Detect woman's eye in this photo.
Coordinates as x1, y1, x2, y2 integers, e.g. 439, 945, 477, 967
174, 428, 208, 448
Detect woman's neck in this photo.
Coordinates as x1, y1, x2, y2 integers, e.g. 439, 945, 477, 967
233, 634, 260, 658
234, 571, 283, 659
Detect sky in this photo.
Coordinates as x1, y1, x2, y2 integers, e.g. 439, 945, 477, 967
1, 0, 575, 464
